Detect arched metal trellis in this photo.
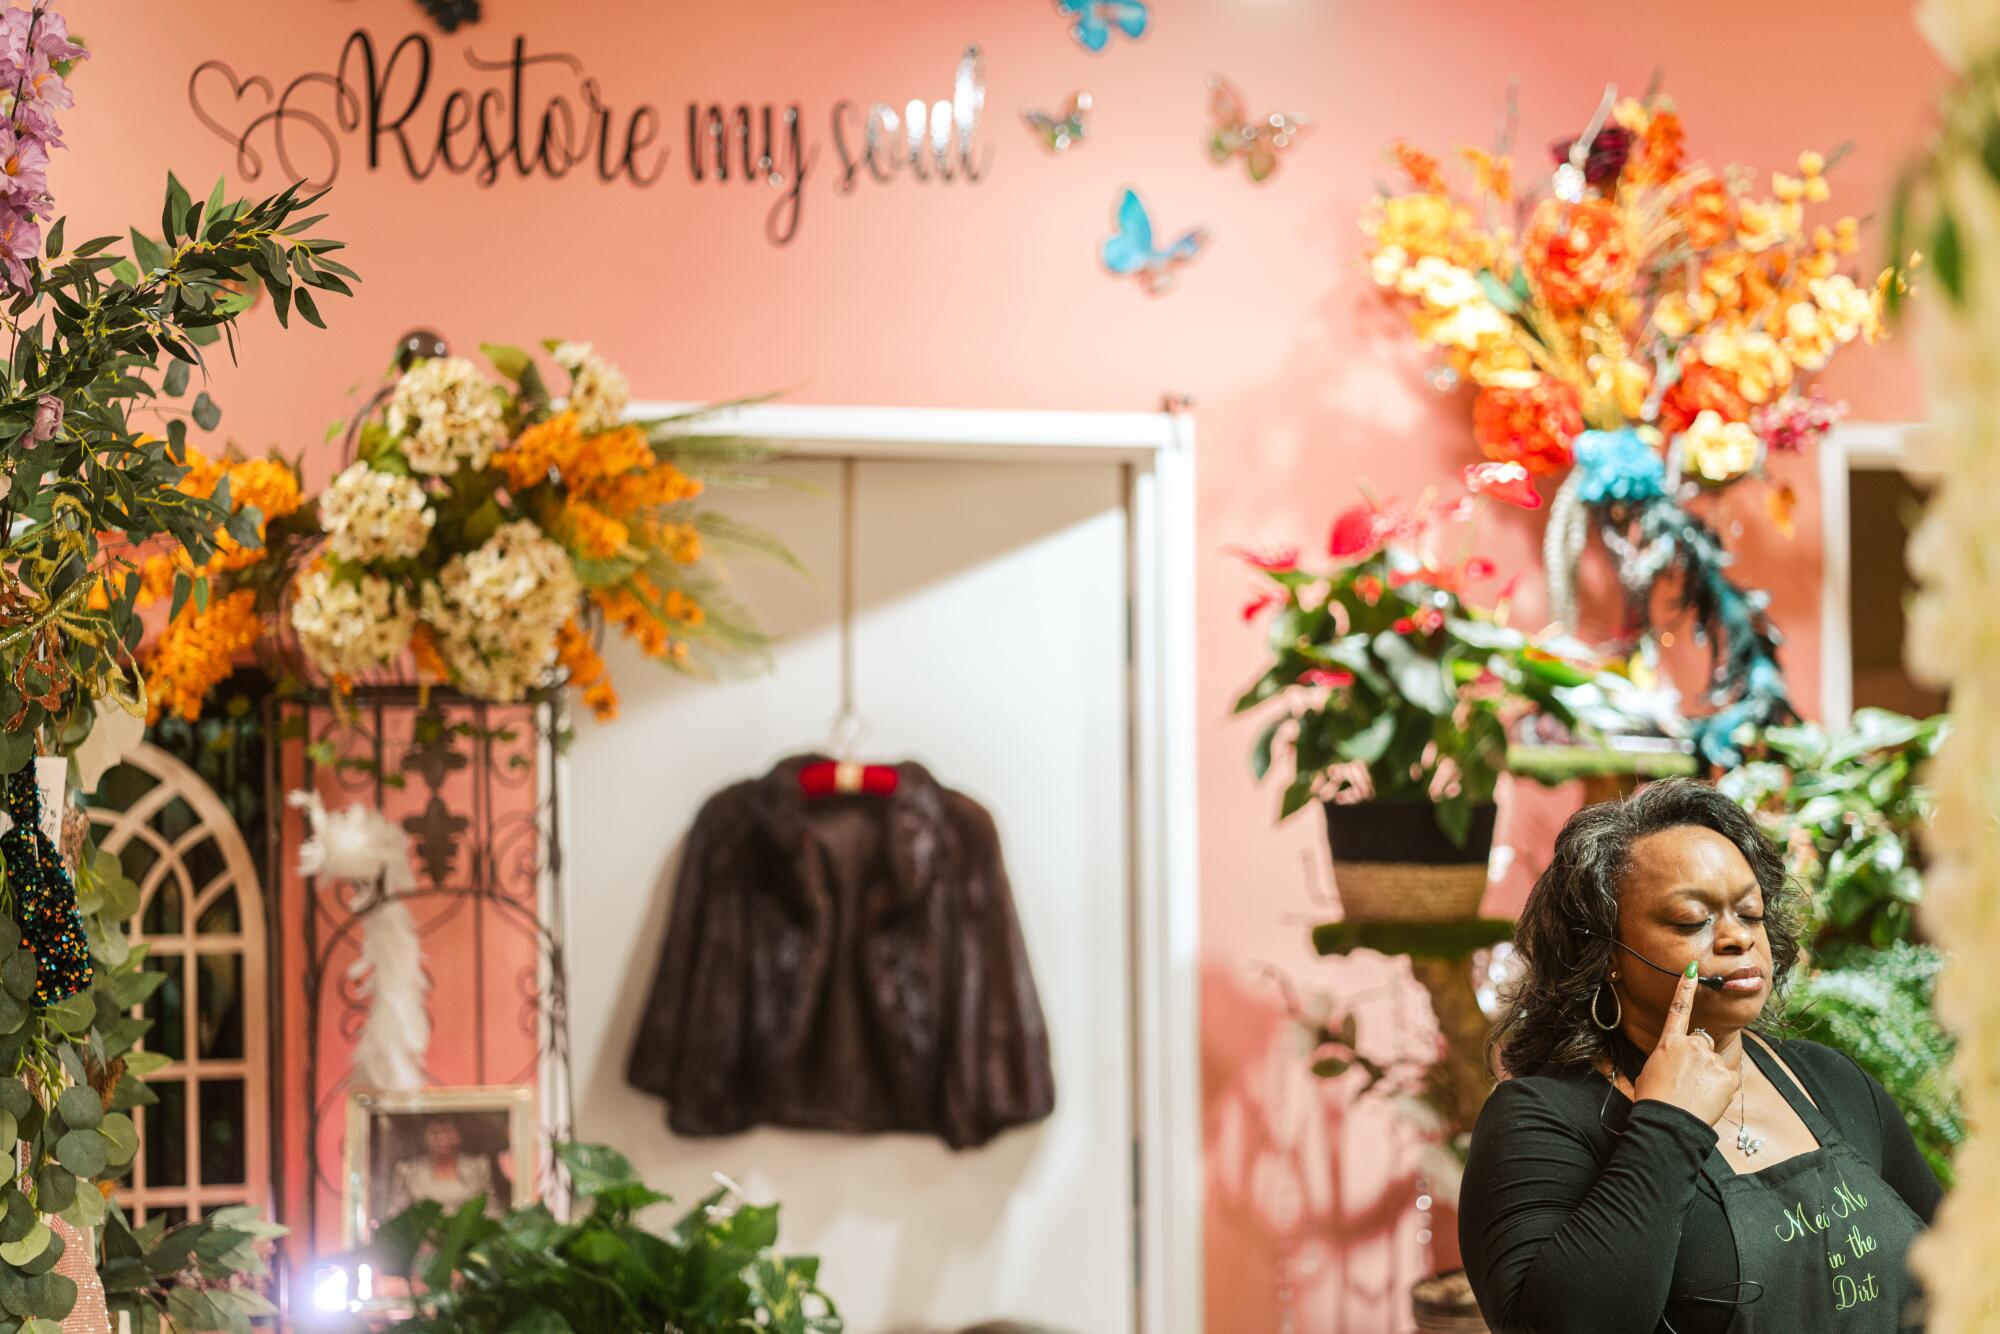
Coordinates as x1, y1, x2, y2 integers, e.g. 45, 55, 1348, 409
264, 685, 571, 1269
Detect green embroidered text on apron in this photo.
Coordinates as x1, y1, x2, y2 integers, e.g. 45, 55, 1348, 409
1691, 1037, 1928, 1332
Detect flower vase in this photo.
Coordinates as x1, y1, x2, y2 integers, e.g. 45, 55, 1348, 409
1322, 799, 1497, 922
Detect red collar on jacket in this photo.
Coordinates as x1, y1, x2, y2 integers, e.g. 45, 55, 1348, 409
797, 760, 901, 797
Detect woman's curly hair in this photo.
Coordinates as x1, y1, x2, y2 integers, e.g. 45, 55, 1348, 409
1486, 778, 1806, 1081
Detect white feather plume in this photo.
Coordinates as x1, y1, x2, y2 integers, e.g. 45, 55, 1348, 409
289, 791, 430, 1091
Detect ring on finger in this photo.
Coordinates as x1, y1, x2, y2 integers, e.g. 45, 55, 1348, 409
1690, 1027, 1713, 1046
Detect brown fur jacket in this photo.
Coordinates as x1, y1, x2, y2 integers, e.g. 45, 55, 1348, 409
626, 755, 1055, 1150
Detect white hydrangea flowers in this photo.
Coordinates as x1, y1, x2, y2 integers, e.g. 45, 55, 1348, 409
418, 521, 580, 702
290, 567, 417, 675
386, 355, 506, 475
552, 340, 631, 435
319, 463, 436, 563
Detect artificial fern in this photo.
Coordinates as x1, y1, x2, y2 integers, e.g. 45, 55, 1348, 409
1778, 940, 1964, 1186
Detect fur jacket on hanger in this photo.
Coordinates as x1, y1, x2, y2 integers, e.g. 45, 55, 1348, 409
626, 754, 1056, 1150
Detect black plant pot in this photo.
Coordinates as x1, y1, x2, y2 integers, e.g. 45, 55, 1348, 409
1322, 799, 1498, 922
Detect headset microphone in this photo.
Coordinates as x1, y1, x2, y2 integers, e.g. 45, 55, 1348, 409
1574, 927, 1728, 991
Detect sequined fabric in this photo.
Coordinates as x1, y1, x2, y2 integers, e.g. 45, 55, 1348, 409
1, 763, 91, 1002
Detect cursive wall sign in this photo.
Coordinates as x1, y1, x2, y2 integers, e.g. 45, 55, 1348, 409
187, 30, 990, 246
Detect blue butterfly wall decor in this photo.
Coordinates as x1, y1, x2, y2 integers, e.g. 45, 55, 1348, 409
1055, 0, 1149, 53
1100, 188, 1208, 294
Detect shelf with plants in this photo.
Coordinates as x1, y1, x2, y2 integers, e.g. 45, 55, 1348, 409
1721, 707, 1961, 1185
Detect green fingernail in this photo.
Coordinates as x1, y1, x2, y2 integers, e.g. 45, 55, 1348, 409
1684, 960, 1700, 977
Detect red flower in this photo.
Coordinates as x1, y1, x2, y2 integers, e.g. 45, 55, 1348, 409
1461, 460, 1544, 509
1549, 125, 1634, 189
1328, 503, 1396, 560
1229, 543, 1300, 572
1299, 668, 1356, 689
1242, 590, 1283, 622
1392, 617, 1416, 634
1659, 361, 1751, 437
1524, 197, 1638, 309
1472, 379, 1583, 476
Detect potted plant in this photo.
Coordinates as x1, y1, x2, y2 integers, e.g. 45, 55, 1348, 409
1233, 466, 1604, 921
362, 1142, 840, 1334
1720, 708, 1962, 1183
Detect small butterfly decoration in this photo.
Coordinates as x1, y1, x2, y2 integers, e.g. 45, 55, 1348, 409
1101, 188, 1209, 295
1055, 0, 1149, 53
1024, 92, 1093, 154
1206, 75, 1310, 183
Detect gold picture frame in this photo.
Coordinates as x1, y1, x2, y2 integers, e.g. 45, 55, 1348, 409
341, 1085, 537, 1246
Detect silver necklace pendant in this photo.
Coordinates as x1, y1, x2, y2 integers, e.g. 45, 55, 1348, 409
1737, 1125, 1765, 1156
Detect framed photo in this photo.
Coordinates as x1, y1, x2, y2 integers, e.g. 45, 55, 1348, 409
343, 1085, 537, 1245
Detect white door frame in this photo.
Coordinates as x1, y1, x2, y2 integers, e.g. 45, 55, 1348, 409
623, 399, 1204, 1334
1816, 419, 1932, 728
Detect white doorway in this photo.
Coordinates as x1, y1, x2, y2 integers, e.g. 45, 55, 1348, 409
562, 405, 1199, 1334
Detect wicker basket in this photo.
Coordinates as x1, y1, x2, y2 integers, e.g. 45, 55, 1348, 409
1332, 861, 1490, 922
1323, 800, 1497, 923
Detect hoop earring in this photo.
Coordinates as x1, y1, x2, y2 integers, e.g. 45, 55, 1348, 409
1590, 979, 1623, 1030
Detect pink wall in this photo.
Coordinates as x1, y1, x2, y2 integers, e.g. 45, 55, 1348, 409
61, 1, 1942, 1328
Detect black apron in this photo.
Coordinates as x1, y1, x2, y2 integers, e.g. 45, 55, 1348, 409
1688, 1036, 1927, 1332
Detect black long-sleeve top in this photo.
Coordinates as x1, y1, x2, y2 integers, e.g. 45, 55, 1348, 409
1458, 1037, 1943, 1334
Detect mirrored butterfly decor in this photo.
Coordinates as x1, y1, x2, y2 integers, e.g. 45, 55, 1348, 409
1101, 188, 1209, 295
1024, 92, 1093, 154
1055, 0, 1150, 52
1207, 75, 1310, 183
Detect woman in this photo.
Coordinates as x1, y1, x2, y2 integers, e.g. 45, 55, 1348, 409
384, 1117, 501, 1221
1459, 780, 1941, 1333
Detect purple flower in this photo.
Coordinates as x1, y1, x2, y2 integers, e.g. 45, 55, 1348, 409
0, 123, 48, 203
0, 7, 85, 68
8, 94, 60, 148
28, 393, 59, 443
1549, 125, 1634, 189
0, 199, 39, 289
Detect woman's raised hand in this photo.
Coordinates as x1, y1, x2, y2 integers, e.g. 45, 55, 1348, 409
1631, 962, 1737, 1125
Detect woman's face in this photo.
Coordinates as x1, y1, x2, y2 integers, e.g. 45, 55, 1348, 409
1614, 824, 1771, 1031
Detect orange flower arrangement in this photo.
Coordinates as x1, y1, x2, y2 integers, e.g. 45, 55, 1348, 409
280, 339, 788, 717
1361, 87, 1904, 513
